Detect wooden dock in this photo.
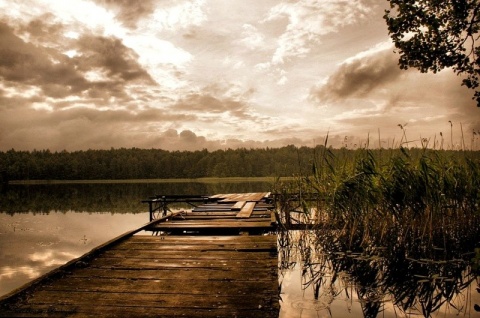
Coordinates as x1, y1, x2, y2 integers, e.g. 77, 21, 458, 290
0, 193, 279, 317
144, 192, 276, 235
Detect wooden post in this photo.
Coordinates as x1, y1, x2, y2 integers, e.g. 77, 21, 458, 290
149, 201, 153, 222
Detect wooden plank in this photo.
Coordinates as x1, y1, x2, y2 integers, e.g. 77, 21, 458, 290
102, 249, 275, 258
236, 201, 256, 218
271, 211, 277, 224
169, 213, 270, 220
231, 200, 246, 210
40, 277, 275, 295
161, 218, 272, 223
250, 192, 268, 201
147, 221, 273, 230
112, 243, 276, 251
230, 193, 251, 202
127, 235, 275, 243
218, 193, 254, 203
1, 305, 278, 318
191, 207, 269, 212
87, 258, 274, 270
70, 267, 278, 281
208, 193, 226, 199
26, 291, 277, 311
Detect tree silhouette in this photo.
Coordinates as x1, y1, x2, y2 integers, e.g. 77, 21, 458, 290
384, 0, 480, 106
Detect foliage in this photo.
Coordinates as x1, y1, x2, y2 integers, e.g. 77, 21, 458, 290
384, 0, 480, 106
0, 146, 314, 181
275, 146, 480, 317
303, 147, 480, 257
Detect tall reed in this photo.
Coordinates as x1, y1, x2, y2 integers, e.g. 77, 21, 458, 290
275, 146, 480, 317
276, 145, 480, 258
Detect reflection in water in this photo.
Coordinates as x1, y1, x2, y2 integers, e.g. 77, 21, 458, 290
0, 211, 148, 296
0, 181, 272, 214
1, 183, 479, 318
279, 230, 480, 318
279, 230, 366, 317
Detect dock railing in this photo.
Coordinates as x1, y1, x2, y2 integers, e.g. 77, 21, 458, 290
142, 195, 212, 221
143, 192, 323, 230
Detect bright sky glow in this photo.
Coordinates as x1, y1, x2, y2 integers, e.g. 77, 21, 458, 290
0, 0, 478, 151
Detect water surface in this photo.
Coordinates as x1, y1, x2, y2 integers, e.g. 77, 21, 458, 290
0, 182, 479, 317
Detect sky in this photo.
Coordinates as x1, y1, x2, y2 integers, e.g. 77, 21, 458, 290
0, 0, 479, 152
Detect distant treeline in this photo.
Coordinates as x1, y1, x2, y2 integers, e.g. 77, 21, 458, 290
1, 146, 479, 181
0, 146, 319, 181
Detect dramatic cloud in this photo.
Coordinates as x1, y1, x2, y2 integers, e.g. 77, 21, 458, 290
310, 43, 402, 103
75, 35, 154, 83
0, 0, 479, 151
95, 0, 157, 28
308, 42, 478, 147
0, 23, 88, 97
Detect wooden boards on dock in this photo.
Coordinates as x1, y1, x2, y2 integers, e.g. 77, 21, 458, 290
0, 193, 280, 317
145, 192, 276, 234
0, 235, 279, 318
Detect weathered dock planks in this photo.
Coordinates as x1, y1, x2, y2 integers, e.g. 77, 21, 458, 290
0, 193, 280, 317
145, 192, 276, 235
0, 235, 279, 318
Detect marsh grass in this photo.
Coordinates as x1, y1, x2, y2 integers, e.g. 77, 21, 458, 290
275, 144, 480, 317
279, 146, 480, 257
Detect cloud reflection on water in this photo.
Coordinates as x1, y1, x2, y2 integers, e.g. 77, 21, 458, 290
0, 211, 148, 296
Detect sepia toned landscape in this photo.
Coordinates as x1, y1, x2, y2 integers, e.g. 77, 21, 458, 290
1, 1, 480, 317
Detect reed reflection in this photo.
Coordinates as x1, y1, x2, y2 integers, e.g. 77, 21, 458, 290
279, 229, 479, 317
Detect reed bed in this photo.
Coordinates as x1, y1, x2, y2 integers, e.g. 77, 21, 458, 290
274, 145, 480, 317
279, 146, 480, 258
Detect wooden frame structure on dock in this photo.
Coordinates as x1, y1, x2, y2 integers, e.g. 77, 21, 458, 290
143, 192, 277, 235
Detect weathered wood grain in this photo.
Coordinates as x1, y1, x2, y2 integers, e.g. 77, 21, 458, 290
0, 235, 279, 318
236, 202, 257, 218
231, 200, 246, 210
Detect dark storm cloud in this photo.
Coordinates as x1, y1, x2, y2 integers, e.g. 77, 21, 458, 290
95, 0, 156, 28
0, 20, 156, 105
175, 93, 246, 113
310, 47, 402, 103
18, 13, 64, 42
75, 35, 155, 83
17, 12, 72, 44
0, 22, 88, 97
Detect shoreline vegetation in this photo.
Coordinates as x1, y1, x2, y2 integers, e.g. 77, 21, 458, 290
273, 145, 480, 317
7, 176, 286, 185
1, 145, 479, 182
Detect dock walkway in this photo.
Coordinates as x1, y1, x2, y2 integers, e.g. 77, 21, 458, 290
145, 192, 275, 235
0, 193, 279, 318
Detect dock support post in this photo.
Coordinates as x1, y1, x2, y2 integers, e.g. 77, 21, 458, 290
162, 196, 168, 216
149, 201, 153, 222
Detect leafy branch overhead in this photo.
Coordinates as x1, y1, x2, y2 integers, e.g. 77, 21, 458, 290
384, 0, 480, 106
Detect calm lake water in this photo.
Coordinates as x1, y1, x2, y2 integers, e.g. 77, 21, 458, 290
0, 182, 479, 318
